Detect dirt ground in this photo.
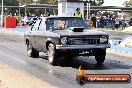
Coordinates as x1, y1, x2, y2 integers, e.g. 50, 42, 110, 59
0, 61, 57, 88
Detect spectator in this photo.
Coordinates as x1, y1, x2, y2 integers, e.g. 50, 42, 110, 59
96, 17, 100, 28
107, 15, 112, 29
73, 7, 82, 17
115, 17, 119, 29
122, 15, 126, 30
91, 14, 97, 28
88, 19, 93, 28
112, 15, 116, 30
100, 16, 104, 28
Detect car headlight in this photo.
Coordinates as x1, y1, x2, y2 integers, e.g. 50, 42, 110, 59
100, 37, 108, 43
61, 37, 67, 44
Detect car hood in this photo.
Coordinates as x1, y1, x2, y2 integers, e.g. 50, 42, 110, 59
53, 29, 108, 36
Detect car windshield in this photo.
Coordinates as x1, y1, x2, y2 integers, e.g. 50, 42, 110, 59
46, 17, 88, 30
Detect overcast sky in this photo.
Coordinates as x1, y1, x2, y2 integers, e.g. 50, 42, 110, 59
102, 0, 129, 7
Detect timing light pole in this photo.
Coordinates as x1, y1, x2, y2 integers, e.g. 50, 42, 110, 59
1, 0, 3, 26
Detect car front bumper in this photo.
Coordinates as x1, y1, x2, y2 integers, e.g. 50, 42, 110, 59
56, 44, 111, 49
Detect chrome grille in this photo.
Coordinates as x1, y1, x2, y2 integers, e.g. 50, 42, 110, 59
69, 38, 100, 45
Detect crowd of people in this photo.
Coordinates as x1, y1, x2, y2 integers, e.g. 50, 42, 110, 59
11, 7, 130, 30
89, 14, 129, 30
71, 7, 130, 30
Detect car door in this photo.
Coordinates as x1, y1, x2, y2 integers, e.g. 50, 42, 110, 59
28, 23, 36, 48
36, 18, 47, 52
31, 19, 41, 49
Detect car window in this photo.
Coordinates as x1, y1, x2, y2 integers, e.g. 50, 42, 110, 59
53, 20, 66, 29
46, 19, 54, 30
46, 17, 88, 30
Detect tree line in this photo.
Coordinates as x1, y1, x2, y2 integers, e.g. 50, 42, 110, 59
0, 0, 131, 16
0, 0, 58, 6
0, 0, 131, 7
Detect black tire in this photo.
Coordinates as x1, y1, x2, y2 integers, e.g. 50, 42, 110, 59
95, 50, 106, 65
47, 43, 58, 65
27, 42, 39, 58
95, 55, 105, 65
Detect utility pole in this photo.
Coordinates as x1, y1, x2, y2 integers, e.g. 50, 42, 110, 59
88, 2, 90, 19
1, 0, 3, 27
87, 2, 89, 20
86, 0, 91, 20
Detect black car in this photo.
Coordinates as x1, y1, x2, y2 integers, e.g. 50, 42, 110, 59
24, 16, 111, 65
129, 18, 132, 26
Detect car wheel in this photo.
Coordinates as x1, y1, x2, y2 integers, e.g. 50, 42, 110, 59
95, 55, 105, 65
95, 50, 106, 65
27, 43, 39, 58
47, 43, 58, 65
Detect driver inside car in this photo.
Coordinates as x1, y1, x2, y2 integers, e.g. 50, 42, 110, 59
57, 20, 66, 29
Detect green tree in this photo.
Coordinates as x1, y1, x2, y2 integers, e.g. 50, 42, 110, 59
38, 0, 57, 4
0, 0, 19, 6
123, 0, 132, 17
17, 0, 33, 5
38, 0, 46, 4
85, 0, 104, 6
17, 0, 57, 4
0, 0, 19, 15
123, 0, 132, 7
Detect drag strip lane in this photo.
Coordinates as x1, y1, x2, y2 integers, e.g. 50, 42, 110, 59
0, 42, 132, 88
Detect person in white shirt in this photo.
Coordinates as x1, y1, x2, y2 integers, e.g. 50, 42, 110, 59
115, 17, 119, 29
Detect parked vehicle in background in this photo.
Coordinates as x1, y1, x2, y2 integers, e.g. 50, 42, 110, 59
24, 16, 111, 65
129, 18, 132, 26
